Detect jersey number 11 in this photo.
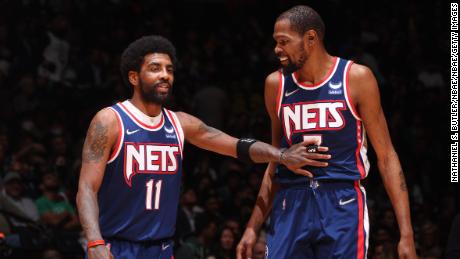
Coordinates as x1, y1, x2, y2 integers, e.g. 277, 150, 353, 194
146, 179, 162, 210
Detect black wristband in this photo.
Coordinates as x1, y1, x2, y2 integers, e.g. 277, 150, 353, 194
237, 138, 257, 163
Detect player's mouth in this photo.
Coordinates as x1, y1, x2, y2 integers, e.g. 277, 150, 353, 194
279, 56, 289, 65
155, 82, 171, 94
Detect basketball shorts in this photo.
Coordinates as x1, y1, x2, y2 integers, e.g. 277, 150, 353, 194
266, 179, 369, 259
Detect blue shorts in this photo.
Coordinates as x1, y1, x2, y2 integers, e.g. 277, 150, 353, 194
266, 179, 369, 259
86, 238, 174, 259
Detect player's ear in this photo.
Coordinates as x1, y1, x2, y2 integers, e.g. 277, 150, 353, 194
304, 30, 317, 47
128, 71, 139, 87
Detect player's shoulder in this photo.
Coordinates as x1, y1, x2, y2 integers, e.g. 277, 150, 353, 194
348, 63, 375, 82
265, 70, 283, 92
265, 70, 281, 84
91, 107, 118, 128
173, 111, 195, 128
347, 62, 380, 102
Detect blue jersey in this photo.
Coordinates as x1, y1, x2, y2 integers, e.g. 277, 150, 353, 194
275, 57, 370, 184
98, 100, 184, 242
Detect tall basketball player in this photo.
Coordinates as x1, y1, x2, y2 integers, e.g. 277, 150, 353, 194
76, 35, 329, 259
237, 5, 417, 259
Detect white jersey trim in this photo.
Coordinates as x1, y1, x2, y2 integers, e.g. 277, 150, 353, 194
117, 100, 165, 131
360, 127, 370, 177
165, 109, 184, 156
292, 57, 340, 90
107, 107, 124, 164
343, 61, 362, 121
360, 184, 370, 259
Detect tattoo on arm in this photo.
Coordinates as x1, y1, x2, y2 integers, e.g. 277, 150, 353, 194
198, 123, 223, 140
399, 170, 407, 192
83, 121, 108, 162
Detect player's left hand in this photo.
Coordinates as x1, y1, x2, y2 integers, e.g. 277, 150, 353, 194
281, 140, 330, 177
398, 235, 417, 259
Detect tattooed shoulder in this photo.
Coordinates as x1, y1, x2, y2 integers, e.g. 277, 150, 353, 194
82, 117, 109, 162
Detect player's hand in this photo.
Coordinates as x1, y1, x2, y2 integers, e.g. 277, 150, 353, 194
280, 140, 330, 178
236, 227, 258, 259
398, 235, 417, 259
88, 244, 114, 259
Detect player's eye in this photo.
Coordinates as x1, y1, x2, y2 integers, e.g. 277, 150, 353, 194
150, 66, 160, 72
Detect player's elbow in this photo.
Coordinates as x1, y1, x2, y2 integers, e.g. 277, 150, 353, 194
76, 182, 95, 208
376, 149, 400, 171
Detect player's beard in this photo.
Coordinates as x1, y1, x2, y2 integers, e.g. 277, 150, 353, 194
139, 79, 172, 105
282, 46, 307, 74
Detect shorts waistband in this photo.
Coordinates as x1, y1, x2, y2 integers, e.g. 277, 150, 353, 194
278, 179, 357, 190
105, 236, 173, 246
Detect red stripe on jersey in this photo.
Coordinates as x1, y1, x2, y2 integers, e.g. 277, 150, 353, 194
355, 121, 366, 178
293, 56, 338, 87
354, 181, 365, 259
276, 70, 283, 117
119, 102, 164, 130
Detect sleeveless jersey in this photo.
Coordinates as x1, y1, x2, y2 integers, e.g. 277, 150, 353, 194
276, 57, 370, 184
98, 100, 184, 242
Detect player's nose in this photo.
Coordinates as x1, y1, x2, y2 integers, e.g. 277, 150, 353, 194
274, 45, 283, 56
159, 68, 171, 80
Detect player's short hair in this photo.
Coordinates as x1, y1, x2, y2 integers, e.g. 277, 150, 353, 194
120, 35, 177, 87
277, 5, 325, 40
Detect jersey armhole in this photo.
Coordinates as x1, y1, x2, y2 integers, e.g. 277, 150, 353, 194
165, 109, 184, 156
107, 107, 124, 164
343, 61, 362, 121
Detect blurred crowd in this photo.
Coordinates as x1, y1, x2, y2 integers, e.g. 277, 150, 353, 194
0, 0, 454, 258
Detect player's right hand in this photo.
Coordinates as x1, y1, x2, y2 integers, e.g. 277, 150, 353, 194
280, 140, 330, 178
236, 227, 258, 259
88, 244, 114, 259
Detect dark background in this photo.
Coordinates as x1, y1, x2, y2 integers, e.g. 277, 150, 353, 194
0, 0, 454, 258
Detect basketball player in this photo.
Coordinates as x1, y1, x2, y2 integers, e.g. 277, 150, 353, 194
76, 35, 330, 259
236, 5, 417, 259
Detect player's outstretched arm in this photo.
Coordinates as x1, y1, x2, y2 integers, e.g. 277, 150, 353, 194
76, 108, 117, 259
176, 111, 329, 172
351, 64, 417, 259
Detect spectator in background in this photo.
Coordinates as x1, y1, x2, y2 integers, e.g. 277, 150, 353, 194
371, 242, 397, 259
35, 172, 79, 230
253, 239, 266, 259
446, 213, 460, 259
176, 187, 203, 242
0, 172, 39, 229
37, 13, 70, 83
176, 213, 218, 259
223, 217, 241, 240
40, 247, 64, 259
419, 221, 442, 259
212, 226, 236, 259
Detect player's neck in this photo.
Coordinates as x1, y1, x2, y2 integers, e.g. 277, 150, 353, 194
296, 51, 335, 85
129, 96, 162, 117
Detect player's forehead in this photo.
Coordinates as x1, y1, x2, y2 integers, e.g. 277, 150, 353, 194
142, 53, 173, 67
273, 19, 297, 39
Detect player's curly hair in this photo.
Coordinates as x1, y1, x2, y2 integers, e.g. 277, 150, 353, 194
120, 35, 177, 87
277, 5, 325, 40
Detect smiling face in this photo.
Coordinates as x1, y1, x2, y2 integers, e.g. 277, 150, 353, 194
273, 19, 317, 73
130, 53, 174, 105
